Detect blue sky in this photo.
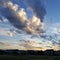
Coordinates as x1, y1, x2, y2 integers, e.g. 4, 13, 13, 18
0, 0, 60, 50
45, 0, 60, 23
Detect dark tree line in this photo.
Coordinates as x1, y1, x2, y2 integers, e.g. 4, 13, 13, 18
0, 49, 60, 56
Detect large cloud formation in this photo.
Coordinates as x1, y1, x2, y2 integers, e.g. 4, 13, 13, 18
0, 0, 46, 35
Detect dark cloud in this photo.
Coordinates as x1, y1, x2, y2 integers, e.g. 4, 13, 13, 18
0, 3, 43, 34
0, 4, 26, 30
25, 0, 46, 22
52, 40, 60, 45
0, 0, 46, 35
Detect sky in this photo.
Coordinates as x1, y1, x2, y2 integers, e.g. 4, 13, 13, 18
0, 0, 60, 50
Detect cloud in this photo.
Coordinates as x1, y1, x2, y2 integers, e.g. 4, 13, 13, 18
19, 39, 56, 50
24, 0, 46, 22
0, 15, 4, 22
0, 39, 60, 50
53, 27, 60, 35
0, 41, 10, 49
0, 16, 9, 23
0, 27, 14, 37
0, 27, 8, 36
19, 40, 44, 50
0, 1, 45, 35
0, 19, 2, 22
0, 1, 26, 29
7, 31, 13, 37
0, 42, 5, 45
0, 41, 16, 49
19, 39, 60, 50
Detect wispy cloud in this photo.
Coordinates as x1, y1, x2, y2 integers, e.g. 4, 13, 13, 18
0, 38, 60, 50
0, 27, 14, 37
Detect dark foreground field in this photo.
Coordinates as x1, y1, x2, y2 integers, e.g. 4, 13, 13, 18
0, 55, 60, 60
